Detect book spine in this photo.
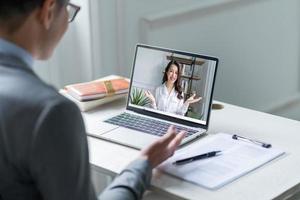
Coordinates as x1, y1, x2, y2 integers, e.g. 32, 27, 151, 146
181, 64, 186, 76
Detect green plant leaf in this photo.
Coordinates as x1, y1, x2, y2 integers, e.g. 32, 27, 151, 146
130, 87, 151, 106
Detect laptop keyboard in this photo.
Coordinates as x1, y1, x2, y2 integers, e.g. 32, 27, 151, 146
104, 113, 198, 137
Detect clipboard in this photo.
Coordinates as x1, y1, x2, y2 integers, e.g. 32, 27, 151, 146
159, 133, 285, 190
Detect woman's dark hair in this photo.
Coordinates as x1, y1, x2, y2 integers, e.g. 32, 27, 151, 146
162, 60, 183, 100
0, 0, 66, 33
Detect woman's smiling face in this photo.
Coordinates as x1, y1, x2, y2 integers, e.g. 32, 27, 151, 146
167, 64, 178, 84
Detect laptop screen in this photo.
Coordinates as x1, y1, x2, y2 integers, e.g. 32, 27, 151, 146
127, 44, 218, 129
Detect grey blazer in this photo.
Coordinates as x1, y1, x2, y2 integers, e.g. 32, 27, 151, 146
0, 53, 152, 200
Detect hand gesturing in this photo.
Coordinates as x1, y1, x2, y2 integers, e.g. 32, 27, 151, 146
140, 126, 186, 168
185, 93, 202, 105
144, 90, 156, 105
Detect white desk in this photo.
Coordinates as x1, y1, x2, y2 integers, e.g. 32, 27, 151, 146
83, 97, 300, 200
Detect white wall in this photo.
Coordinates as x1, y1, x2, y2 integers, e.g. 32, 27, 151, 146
33, 0, 300, 118
90, 0, 300, 115
132, 47, 169, 91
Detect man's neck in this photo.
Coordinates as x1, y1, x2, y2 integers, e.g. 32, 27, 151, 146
0, 18, 41, 68
0, 14, 41, 60
0, 33, 33, 57
0, 37, 34, 67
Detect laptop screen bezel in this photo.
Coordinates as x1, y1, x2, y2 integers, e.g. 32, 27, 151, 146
126, 44, 219, 129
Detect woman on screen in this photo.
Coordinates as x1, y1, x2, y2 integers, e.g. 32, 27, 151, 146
145, 60, 201, 115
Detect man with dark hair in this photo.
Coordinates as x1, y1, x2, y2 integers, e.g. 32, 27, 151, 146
0, 0, 185, 200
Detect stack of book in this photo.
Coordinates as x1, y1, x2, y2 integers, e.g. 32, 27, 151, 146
60, 75, 129, 111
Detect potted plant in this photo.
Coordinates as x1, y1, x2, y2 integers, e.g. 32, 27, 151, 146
130, 87, 151, 106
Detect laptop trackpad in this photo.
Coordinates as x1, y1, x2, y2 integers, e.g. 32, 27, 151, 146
101, 127, 159, 149
86, 121, 118, 137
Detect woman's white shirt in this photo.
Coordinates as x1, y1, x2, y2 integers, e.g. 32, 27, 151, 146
153, 84, 188, 115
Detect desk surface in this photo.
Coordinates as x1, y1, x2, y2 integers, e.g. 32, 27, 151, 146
83, 98, 300, 200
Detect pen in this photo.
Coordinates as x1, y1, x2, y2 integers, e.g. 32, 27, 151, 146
173, 151, 222, 165
232, 134, 272, 148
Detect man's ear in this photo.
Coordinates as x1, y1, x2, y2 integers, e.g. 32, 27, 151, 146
39, 0, 57, 30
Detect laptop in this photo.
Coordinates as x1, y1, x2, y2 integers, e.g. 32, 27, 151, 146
90, 44, 218, 149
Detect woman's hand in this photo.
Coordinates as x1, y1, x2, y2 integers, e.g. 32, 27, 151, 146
185, 93, 202, 105
144, 90, 156, 105
140, 126, 186, 168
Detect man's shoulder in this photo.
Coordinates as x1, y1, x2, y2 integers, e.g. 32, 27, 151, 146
0, 65, 76, 116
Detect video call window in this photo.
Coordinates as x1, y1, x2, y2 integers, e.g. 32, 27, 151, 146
129, 46, 217, 125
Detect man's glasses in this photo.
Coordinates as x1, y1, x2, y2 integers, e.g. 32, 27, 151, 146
67, 3, 81, 23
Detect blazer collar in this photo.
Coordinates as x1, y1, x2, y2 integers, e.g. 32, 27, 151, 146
0, 53, 37, 77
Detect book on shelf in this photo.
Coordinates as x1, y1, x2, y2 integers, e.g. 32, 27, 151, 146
60, 75, 129, 112
181, 64, 186, 76
181, 79, 189, 94
65, 76, 129, 101
184, 64, 192, 77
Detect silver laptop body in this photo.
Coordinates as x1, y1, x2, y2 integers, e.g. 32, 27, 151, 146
89, 44, 218, 149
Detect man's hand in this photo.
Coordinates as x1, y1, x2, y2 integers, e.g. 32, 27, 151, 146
140, 126, 186, 168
